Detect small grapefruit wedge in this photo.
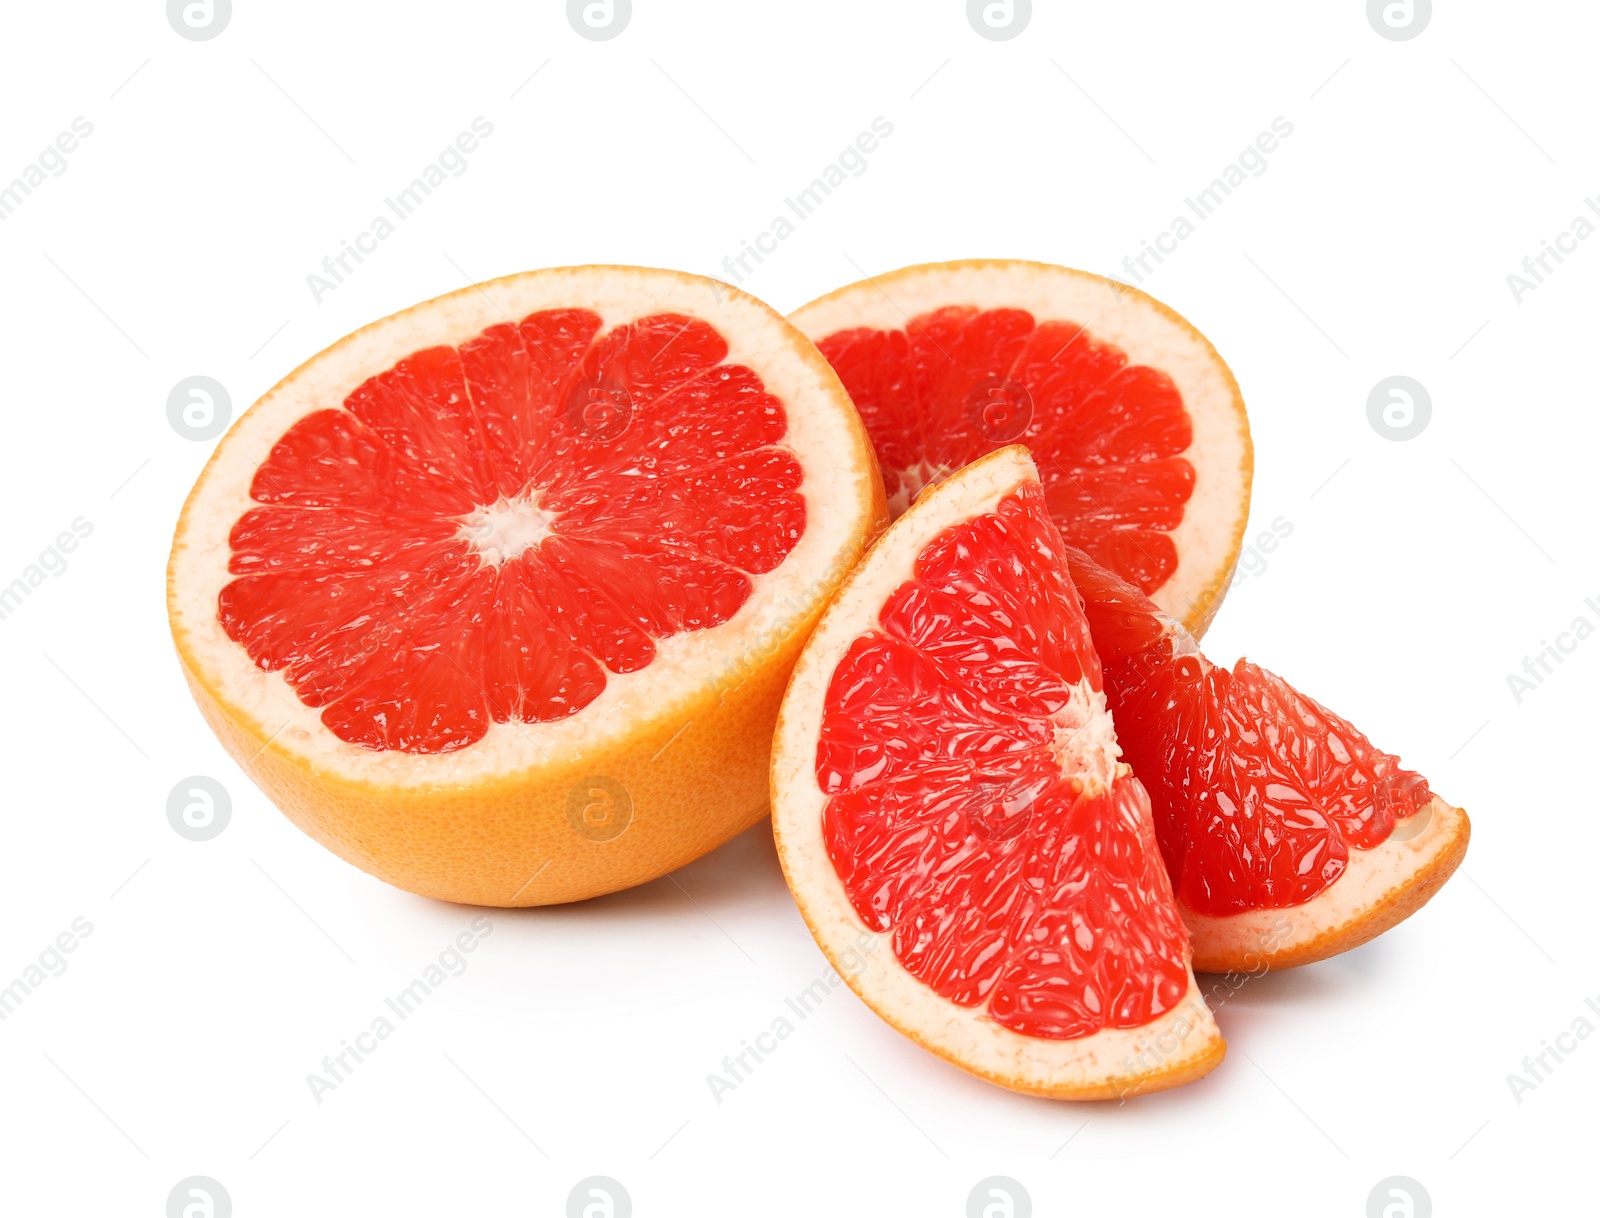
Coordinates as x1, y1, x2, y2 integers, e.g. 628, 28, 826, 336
1062, 547, 1470, 973
772, 446, 1223, 1099
792, 259, 1253, 637
168, 266, 885, 906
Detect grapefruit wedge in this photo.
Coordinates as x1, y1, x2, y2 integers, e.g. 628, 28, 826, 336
792, 259, 1253, 637
1062, 547, 1470, 973
772, 446, 1223, 1099
168, 266, 885, 906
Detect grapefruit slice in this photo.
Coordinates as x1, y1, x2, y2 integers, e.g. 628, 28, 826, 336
168, 266, 885, 906
772, 446, 1223, 1099
791, 259, 1253, 637
1062, 546, 1470, 972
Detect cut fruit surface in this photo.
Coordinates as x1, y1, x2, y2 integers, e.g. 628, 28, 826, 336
792, 260, 1253, 637
169, 266, 885, 906
1062, 547, 1470, 972
218, 308, 803, 755
773, 446, 1223, 1099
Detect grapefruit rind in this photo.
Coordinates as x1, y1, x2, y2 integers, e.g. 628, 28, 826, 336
772, 446, 1224, 1099
790, 259, 1253, 638
168, 266, 886, 906
1184, 795, 1470, 973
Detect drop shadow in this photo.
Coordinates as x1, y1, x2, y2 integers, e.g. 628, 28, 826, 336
895, 938, 1415, 1139
485, 821, 795, 1007
354, 814, 789, 928
1201, 931, 1401, 1041
347, 817, 795, 1012
500, 816, 789, 929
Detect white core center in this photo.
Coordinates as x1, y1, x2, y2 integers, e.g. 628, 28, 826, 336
1050, 683, 1121, 791
458, 496, 557, 564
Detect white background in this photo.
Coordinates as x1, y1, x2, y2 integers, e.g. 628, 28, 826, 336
1, 2, 1593, 1214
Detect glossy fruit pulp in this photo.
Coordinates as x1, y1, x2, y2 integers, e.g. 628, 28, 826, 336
816, 307, 1194, 596
219, 309, 804, 754
816, 483, 1189, 1040
1064, 550, 1432, 916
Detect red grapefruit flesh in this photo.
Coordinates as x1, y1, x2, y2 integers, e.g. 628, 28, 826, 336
169, 266, 885, 906
1062, 546, 1470, 972
774, 447, 1222, 1098
792, 260, 1252, 637
219, 308, 804, 754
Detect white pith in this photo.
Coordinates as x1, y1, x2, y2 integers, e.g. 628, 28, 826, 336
790, 260, 1252, 629
169, 266, 875, 786
1049, 682, 1120, 791
458, 495, 557, 565
885, 456, 948, 516
1183, 794, 1468, 970
772, 446, 1222, 1096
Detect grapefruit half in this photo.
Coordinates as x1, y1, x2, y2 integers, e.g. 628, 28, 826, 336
772, 446, 1223, 1099
1063, 547, 1470, 972
168, 266, 885, 906
791, 259, 1253, 637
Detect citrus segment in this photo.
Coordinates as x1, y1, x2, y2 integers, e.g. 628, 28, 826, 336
774, 446, 1222, 1098
1062, 545, 1470, 969
817, 483, 1190, 1039
169, 266, 885, 906
791, 260, 1253, 636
